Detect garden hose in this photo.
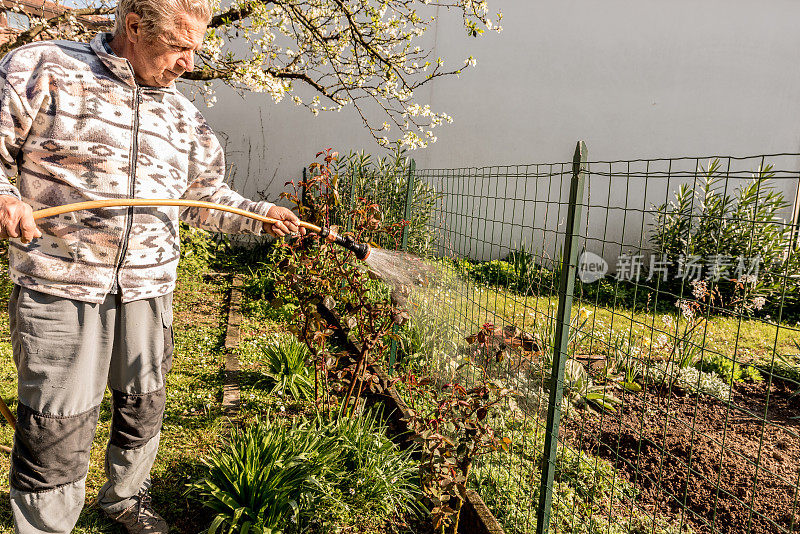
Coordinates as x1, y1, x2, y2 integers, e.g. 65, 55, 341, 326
32, 199, 371, 260
0, 198, 372, 438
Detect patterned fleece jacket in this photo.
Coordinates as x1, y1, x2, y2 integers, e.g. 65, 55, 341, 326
0, 33, 274, 303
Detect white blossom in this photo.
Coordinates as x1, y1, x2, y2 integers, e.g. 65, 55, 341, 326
691, 279, 708, 300
675, 299, 694, 320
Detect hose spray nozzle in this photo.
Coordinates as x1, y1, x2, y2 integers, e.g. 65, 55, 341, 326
318, 228, 371, 260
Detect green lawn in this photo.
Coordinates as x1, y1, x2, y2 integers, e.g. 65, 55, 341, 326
412, 267, 799, 370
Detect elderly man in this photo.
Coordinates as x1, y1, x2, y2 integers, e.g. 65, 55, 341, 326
0, 0, 302, 531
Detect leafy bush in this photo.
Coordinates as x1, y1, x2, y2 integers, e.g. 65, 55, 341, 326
450, 246, 559, 296
403, 357, 516, 533
650, 159, 800, 319
259, 337, 315, 400
445, 160, 800, 322
273, 150, 407, 416
334, 144, 439, 256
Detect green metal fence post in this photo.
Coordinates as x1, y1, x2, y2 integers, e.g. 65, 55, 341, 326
301, 167, 307, 209
401, 158, 416, 251
791, 173, 800, 250
389, 158, 417, 374
346, 163, 359, 234
536, 141, 588, 534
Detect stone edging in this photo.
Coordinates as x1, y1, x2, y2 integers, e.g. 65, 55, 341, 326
222, 274, 243, 416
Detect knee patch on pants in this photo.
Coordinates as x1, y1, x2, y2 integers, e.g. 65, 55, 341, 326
11, 403, 100, 492
110, 388, 166, 450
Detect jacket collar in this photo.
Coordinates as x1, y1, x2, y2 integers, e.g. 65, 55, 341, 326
90, 33, 176, 93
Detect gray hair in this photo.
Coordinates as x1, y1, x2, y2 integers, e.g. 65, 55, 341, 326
114, 0, 212, 38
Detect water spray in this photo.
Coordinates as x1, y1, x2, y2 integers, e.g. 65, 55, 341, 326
31, 199, 371, 260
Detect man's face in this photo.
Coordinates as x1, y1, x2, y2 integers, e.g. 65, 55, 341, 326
128, 13, 206, 87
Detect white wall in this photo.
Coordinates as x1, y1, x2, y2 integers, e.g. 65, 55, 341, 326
188, 0, 800, 260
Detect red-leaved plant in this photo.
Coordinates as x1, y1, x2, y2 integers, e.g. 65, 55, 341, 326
272, 149, 407, 417
402, 367, 514, 533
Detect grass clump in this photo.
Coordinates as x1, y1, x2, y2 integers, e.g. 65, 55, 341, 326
191, 409, 421, 534
260, 336, 315, 401
307, 409, 422, 532
192, 416, 336, 533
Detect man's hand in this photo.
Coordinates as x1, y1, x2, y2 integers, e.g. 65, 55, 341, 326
263, 205, 306, 238
0, 195, 41, 244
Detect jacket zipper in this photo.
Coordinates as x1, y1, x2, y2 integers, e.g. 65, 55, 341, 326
112, 87, 141, 293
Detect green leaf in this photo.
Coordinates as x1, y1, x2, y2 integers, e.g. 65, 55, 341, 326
622, 381, 642, 392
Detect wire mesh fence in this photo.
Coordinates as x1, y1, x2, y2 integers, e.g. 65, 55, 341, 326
334, 143, 800, 534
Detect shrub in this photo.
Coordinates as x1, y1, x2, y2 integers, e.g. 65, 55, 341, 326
403, 365, 514, 533
273, 150, 408, 416
650, 159, 800, 319
445, 160, 800, 322
453, 246, 559, 296
334, 144, 438, 256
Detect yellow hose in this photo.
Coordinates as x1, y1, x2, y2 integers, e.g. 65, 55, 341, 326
32, 198, 371, 259
32, 198, 324, 234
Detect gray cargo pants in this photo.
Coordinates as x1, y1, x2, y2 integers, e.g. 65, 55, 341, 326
8, 286, 174, 533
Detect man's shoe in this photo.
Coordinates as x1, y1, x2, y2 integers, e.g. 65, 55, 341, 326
108, 488, 169, 534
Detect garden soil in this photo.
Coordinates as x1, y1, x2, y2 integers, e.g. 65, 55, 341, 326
561, 379, 800, 534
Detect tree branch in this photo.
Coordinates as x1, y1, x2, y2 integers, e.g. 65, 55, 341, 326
209, 0, 275, 28
0, 6, 113, 57
182, 65, 337, 103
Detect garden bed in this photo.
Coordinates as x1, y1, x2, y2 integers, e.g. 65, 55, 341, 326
221, 291, 439, 533
561, 379, 800, 534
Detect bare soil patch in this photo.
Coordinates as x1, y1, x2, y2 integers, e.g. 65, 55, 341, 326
561, 380, 800, 534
